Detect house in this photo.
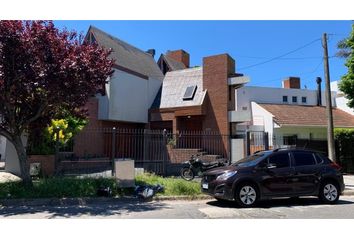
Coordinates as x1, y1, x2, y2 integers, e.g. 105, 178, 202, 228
232, 77, 354, 154
150, 51, 249, 161
72, 26, 164, 156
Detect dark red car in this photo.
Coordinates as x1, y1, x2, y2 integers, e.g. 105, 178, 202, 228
201, 148, 345, 207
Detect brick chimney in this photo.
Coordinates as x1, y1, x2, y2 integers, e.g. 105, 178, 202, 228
282, 77, 301, 89
166, 50, 190, 68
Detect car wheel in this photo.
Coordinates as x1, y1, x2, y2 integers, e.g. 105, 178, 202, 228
235, 183, 258, 208
319, 181, 340, 204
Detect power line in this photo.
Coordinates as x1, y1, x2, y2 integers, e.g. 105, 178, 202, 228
253, 59, 324, 86
238, 38, 321, 71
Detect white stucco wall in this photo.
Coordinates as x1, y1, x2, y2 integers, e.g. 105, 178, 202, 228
251, 102, 275, 136
274, 126, 327, 139
331, 81, 354, 115
4, 135, 27, 176
0, 135, 6, 160
98, 68, 162, 123
235, 86, 336, 113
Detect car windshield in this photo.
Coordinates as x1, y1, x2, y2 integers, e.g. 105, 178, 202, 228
232, 151, 271, 167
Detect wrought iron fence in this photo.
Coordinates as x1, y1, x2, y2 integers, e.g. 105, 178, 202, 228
54, 128, 229, 176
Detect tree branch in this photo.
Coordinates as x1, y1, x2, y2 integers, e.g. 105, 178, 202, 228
0, 127, 13, 142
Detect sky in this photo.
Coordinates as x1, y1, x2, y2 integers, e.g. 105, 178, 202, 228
54, 21, 352, 90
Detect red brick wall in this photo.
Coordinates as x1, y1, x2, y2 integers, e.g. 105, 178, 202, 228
283, 77, 300, 89
166, 50, 190, 68
202, 54, 234, 134
202, 54, 235, 157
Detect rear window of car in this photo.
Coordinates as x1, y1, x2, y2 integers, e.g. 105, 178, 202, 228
292, 151, 316, 166
268, 152, 290, 168
316, 153, 332, 164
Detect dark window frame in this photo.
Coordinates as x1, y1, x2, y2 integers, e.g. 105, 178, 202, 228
267, 152, 291, 169
302, 96, 307, 103
292, 96, 298, 103
282, 96, 288, 103
291, 151, 317, 167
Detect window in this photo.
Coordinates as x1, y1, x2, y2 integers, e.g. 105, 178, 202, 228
293, 151, 316, 166
302, 96, 307, 103
268, 152, 290, 168
292, 96, 297, 103
282, 96, 288, 103
183, 85, 197, 101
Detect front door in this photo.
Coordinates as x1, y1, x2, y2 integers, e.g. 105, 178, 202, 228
259, 152, 295, 197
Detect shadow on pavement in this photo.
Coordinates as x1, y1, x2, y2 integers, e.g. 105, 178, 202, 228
0, 199, 170, 218
207, 197, 354, 209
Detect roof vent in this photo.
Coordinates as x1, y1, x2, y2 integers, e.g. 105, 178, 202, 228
183, 85, 197, 101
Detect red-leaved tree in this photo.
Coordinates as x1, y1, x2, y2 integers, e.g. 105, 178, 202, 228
0, 21, 114, 185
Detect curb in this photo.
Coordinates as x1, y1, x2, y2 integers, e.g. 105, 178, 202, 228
0, 195, 212, 207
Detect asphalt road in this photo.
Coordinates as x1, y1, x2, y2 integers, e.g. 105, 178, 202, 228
1, 196, 354, 219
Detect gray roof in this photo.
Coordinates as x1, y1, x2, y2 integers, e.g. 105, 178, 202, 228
88, 26, 164, 80
163, 55, 187, 71
155, 67, 206, 109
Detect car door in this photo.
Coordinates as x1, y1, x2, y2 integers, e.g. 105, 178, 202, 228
258, 152, 295, 197
291, 151, 321, 194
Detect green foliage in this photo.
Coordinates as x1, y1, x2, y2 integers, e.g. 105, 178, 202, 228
338, 24, 354, 109
334, 128, 354, 156
135, 173, 202, 196
0, 177, 118, 199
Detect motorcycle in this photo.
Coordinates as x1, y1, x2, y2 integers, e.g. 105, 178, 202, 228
180, 154, 226, 181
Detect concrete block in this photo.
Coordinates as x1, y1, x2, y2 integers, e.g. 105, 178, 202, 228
114, 159, 135, 188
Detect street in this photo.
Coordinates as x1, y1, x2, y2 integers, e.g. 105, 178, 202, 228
1, 196, 354, 219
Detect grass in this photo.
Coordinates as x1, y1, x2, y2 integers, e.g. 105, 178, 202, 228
135, 173, 202, 196
0, 173, 203, 199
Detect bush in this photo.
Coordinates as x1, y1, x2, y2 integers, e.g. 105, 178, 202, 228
334, 128, 354, 172
0, 177, 118, 199
135, 173, 202, 196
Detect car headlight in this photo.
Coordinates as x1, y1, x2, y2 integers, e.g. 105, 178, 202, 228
216, 171, 237, 181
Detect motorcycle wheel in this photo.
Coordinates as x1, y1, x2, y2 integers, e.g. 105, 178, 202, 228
180, 167, 195, 181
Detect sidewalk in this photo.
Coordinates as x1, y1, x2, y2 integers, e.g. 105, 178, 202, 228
344, 175, 354, 195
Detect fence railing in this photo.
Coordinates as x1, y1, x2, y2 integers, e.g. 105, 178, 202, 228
54, 128, 229, 175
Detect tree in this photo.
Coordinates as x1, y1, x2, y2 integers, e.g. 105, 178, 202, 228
0, 21, 114, 185
337, 24, 354, 108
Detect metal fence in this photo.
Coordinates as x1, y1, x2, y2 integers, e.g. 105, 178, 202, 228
55, 128, 229, 176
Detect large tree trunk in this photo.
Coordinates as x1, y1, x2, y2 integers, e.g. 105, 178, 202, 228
12, 135, 32, 186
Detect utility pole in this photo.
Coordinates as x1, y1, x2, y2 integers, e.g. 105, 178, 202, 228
322, 33, 336, 162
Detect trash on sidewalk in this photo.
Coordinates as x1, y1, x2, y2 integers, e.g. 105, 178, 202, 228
134, 184, 164, 201
97, 186, 113, 197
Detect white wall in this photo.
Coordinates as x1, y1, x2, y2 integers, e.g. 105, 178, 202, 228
274, 126, 327, 139
331, 81, 354, 115
98, 68, 162, 123
235, 86, 336, 112
0, 135, 6, 160
251, 102, 275, 136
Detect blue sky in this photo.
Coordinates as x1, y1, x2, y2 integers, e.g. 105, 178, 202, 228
54, 21, 352, 90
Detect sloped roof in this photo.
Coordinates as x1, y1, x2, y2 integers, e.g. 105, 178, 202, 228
258, 103, 354, 127
153, 67, 206, 109
88, 26, 164, 80
163, 55, 187, 71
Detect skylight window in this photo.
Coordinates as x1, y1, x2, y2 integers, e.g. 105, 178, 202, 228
183, 85, 197, 101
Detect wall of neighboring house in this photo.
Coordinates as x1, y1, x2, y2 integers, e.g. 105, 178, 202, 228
274, 126, 327, 140
235, 86, 336, 114
250, 102, 274, 135
98, 68, 162, 123
331, 81, 354, 115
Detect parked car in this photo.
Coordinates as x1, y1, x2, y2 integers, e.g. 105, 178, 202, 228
201, 148, 344, 207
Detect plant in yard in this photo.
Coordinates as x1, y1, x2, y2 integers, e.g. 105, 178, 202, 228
0, 21, 114, 186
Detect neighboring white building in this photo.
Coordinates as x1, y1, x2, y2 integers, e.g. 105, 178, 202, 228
232, 77, 354, 147
331, 81, 354, 116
